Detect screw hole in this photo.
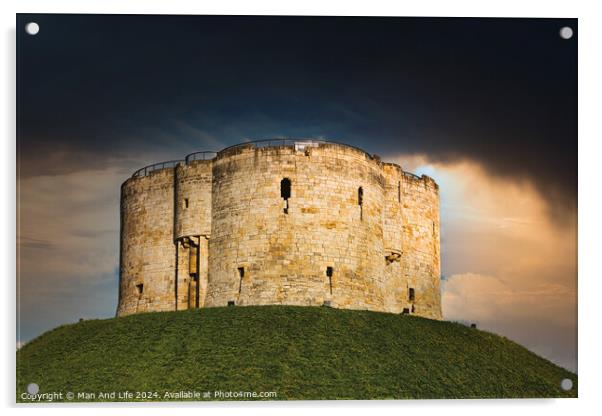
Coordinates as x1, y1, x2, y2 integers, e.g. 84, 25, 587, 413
559, 26, 573, 40
25, 22, 40, 36
27, 383, 39, 394
560, 378, 573, 391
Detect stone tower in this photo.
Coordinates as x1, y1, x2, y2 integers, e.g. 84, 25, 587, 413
117, 140, 441, 319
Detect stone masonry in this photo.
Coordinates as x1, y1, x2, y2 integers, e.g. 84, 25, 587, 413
117, 140, 442, 319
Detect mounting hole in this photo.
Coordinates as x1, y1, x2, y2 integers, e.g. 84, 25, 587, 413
27, 383, 39, 394
25, 22, 40, 35
560, 378, 573, 391
559, 26, 573, 40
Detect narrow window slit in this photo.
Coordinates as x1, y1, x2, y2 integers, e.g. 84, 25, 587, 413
238, 267, 245, 294
358, 186, 363, 221
281, 178, 291, 214
326, 267, 333, 294
409, 287, 415, 302
184, 198, 189, 209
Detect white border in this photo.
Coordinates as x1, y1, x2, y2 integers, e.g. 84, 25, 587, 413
3, 1, 600, 415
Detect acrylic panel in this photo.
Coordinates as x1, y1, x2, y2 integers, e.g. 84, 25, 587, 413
16, 14, 577, 402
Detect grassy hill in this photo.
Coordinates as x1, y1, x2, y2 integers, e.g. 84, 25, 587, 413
17, 305, 576, 401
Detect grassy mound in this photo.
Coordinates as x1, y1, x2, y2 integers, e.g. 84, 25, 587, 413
17, 306, 576, 401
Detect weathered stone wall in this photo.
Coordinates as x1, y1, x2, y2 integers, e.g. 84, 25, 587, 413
174, 161, 212, 310
118, 169, 177, 316
382, 163, 405, 312
206, 144, 388, 311
401, 173, 442, 319
174, 161, 212, 239
117, 141, 442, 319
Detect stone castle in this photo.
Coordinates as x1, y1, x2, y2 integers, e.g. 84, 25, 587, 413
117, 140, 442, 319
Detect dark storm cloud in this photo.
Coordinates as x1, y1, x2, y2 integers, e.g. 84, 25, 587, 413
17, 15, 576, 215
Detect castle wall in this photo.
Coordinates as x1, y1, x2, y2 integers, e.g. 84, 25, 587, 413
205, 144, 389, 311
382, 163, 405, 313
401, 173, 442, 319
173, 161, 212, 310
174, 161, 212, 239
117, 141, 442, 319
118, 169, 177, 316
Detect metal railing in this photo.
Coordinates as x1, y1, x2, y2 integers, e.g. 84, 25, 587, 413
403, 171, 422, 180
184, 151, 218, 163
217, 138, 371, 156
130, 139, 422, 179
131, 160, 184, 178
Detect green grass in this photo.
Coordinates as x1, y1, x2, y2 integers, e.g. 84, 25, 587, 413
17, 305, 576, 401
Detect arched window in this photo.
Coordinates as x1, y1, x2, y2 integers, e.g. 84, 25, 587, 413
281, 178, 291, 214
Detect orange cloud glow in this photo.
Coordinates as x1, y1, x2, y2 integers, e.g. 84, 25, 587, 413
391, 156, 577, 371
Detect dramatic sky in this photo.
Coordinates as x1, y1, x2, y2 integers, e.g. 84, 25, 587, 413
17, 15, 577, 371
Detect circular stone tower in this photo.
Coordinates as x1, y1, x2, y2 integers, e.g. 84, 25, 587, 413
117, 140, 441, 319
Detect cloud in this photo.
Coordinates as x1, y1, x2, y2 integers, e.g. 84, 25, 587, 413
443, 273, 576, 372
18, 236, 55, 250
18, 15, 576, 221
442, 273, 574, 329
391, 155, 577, 372
17, 164, 129, 343
17, 114, 235, 180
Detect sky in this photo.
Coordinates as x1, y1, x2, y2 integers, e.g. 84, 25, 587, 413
16, 15, 577, 371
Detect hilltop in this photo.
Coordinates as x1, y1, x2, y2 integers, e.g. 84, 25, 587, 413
17, 306, 576, 401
